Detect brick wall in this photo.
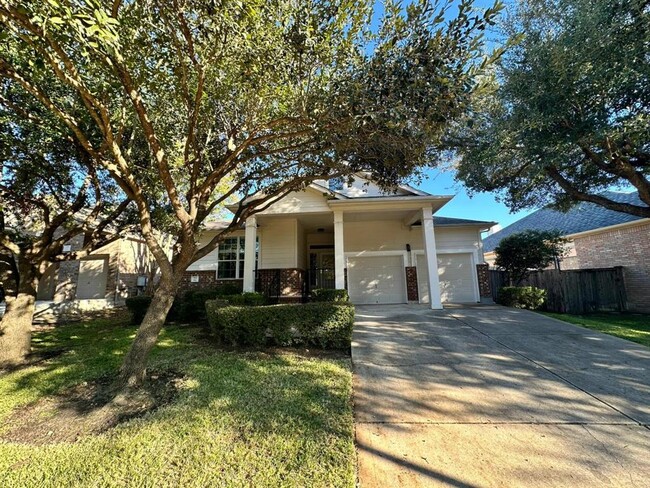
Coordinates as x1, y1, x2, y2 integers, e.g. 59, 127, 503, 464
179, 270, 244, 293
574, 221, 650, 313
476, 263, 491, 297
405, 267, 419, 301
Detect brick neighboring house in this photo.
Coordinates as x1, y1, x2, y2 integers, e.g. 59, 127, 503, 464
483, 191, 650, 313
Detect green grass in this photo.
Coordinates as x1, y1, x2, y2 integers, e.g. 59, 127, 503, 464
0, 314, 355, 487
542, 312, 650, 347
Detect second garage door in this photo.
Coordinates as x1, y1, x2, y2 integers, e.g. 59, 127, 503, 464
347, 255, 407, 304
417, 253, 477, 303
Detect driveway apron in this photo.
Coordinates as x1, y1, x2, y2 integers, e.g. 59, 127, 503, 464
352, 304, 650, 487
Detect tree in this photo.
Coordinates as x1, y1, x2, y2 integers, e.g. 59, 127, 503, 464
494, 230, 566, 285
0, 87, 131, 367
453, 0, 650, 217
0, 0, 503, 388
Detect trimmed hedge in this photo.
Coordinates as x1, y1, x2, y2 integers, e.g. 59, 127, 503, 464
206, 301, 355, 349
125, 290, 266, 325
496, 286, 547, 310
310, 288, 349, 302
125, 296, 152, 325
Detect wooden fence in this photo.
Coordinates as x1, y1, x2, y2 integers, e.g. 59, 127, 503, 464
489, 267, 628, 314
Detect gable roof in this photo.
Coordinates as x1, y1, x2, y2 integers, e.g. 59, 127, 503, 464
483, 191, 647, 252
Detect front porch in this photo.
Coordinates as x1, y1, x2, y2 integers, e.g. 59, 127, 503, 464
241, 202, 447, 307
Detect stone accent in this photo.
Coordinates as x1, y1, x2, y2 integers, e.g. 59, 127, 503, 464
405, 266, 419, 301
573, 220, 650, 313
476, 263, 491, 297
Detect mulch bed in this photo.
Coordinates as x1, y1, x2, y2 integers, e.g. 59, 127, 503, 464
1, 369, 184, 445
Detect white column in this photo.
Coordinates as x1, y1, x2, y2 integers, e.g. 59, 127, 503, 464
243, 216, 257, 292
422, 206, 443, 309
334, 211, 345, 290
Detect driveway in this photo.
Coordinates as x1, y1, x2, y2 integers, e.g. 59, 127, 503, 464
352, 304, 650, 487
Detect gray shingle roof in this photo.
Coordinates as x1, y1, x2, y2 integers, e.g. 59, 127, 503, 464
433, 217, 496, 227
483, 191, 647, 252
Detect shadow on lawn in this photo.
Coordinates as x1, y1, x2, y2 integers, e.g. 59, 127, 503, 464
1, 317, 352, 446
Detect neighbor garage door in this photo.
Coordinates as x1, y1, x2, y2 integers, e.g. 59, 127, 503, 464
75, 258, 108, 299
347, 255, 406, 305
417, 253, 476, 303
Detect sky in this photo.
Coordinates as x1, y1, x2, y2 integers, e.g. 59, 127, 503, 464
417, 169, 532, 229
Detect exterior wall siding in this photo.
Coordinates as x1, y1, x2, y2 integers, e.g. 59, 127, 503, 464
259, 219, 297, 268
573, 221, 650, 312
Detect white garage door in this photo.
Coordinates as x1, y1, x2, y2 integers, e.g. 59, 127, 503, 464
347, 255, 406, 305
417, 253, 476, 303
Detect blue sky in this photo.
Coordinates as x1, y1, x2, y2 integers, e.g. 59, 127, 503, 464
417, 169, 531, 228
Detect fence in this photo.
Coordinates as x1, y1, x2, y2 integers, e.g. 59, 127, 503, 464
489, 267, 628, 314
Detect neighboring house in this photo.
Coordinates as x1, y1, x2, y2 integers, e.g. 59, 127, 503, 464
30, 234, 156, 321
483, 191, 650, 312
184, 174, 495, 307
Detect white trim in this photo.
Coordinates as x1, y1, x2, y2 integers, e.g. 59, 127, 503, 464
334, 211, 346, 289
345, 251, 409, 304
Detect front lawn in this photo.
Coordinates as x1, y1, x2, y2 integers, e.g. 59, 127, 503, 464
542, 312, 650, 347
0, 313, 355, 487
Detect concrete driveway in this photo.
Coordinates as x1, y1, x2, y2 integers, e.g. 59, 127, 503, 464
353, 305, 650, 487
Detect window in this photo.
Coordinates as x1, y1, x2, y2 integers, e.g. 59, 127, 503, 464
329, 177, 345, 191
217, 237, 246, 279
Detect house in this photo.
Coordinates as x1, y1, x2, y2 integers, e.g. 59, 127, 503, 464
184, 174, 495, 307
31, 234, 156, 321
483, 191, 650, 312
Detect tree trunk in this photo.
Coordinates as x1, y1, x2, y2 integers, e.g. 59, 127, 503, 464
117, 273, 179, 388
0, 263, 38, 368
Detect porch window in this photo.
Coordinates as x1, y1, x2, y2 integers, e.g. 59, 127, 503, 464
217, 237, 245, 279
216, 236, 258, 279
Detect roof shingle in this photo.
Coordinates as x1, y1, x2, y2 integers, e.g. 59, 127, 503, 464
483, 191, 647, 252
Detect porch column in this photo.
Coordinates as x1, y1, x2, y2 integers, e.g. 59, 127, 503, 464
243, 216, 257, 292
422, 206, 443, 309
334, 211, 345, 290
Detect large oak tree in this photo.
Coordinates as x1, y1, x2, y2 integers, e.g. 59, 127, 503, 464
453, 0, 650, 216
0, 0, 502, 387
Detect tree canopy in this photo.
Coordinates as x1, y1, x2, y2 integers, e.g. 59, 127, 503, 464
0, 0, 504, 382
452, 0, 650, 217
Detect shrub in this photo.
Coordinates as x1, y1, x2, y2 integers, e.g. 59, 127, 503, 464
125, 296, 152, 324
496, 286, 547, 310
179, 289, 265, 321
310, 288, 349, 302
206, 301, 355, 349
223, 292, 267, 307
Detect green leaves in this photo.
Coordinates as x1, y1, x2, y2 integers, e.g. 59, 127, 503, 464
453, 0, 650, 215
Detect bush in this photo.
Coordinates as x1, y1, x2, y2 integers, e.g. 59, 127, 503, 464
125, 296, 152, 324
179, 288, 265, 322
496, 286, 547, 310
206, 301, 355, 349
310, 288, 349, 302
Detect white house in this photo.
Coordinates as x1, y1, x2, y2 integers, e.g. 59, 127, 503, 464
183, 174, 495, 308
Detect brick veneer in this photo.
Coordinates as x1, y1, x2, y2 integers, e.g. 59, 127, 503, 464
573, 220, 650, 313
476, 263, 491, 297
255, 268, 305, 301
405, 267, 419, 301
179, 271, 243, 293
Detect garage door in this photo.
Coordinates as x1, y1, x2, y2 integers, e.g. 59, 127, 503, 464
347, 255, 406, 304
76, 258, 108, 299
417, 253, 476, 303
